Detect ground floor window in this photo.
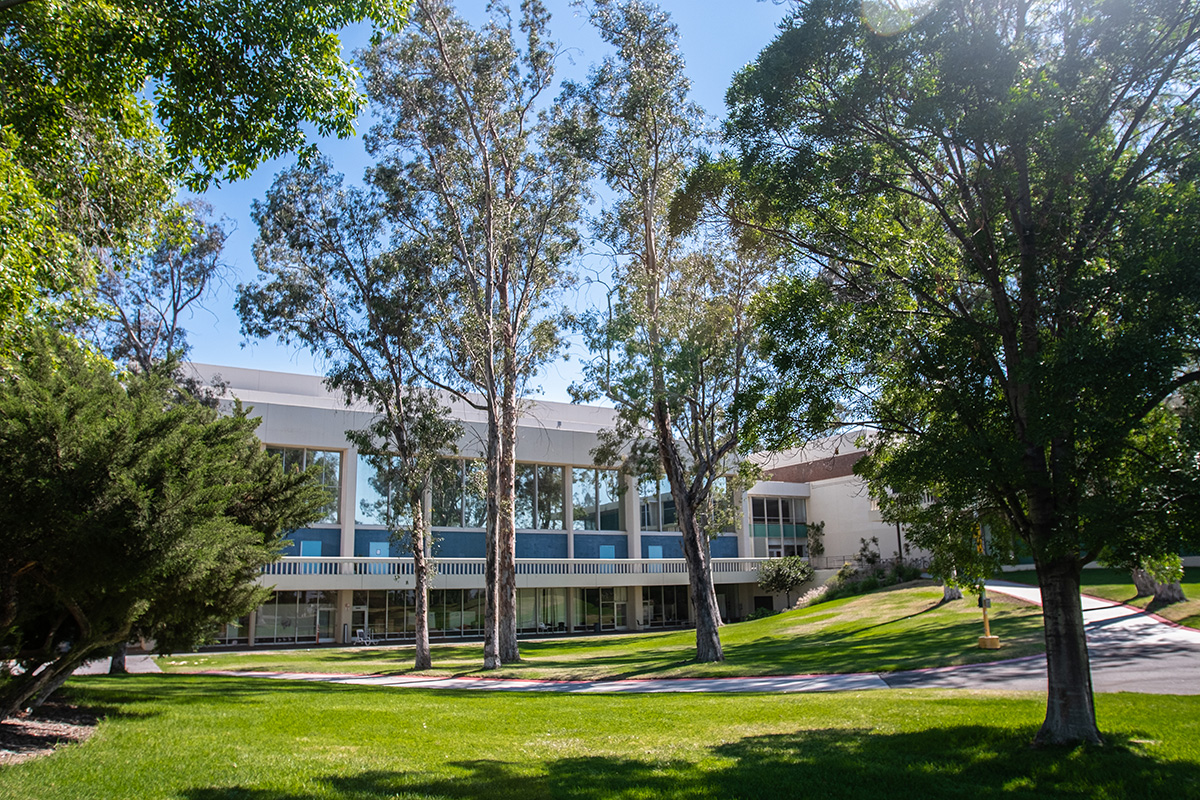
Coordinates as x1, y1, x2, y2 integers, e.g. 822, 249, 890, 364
350, 588, 488, 640
255, 591, 336, 643
572, 587, 628, 631
640, 585, 691, 627
517, 587, 568, 633
212, 615, 250, 646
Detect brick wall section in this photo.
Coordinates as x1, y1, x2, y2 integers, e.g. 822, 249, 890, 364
767, 451, 863, 483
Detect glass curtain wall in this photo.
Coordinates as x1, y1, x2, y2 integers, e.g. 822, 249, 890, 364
573, 468, 624, 531
254, 591, 336, 643
640, 585, 691, 627
515, 464, 565, 529
751, 497, 808, 557
431, 459, 487, 528
266, 447, 342, 523
571, 587, 628, 631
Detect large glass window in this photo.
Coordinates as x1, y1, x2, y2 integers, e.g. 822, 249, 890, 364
572, 586, 628, 631
573, 468, 625, 531
432, 459, 487, 528
267, 447, 342, 523
751, 496, 808, 556
254, 590, 335, 643
514, 463, 564, 530
355, 454, 416, 528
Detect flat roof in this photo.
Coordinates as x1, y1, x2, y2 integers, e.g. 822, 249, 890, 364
185, 363, 621, 435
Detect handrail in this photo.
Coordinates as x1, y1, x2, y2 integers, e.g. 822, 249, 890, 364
259, 556, 773, 577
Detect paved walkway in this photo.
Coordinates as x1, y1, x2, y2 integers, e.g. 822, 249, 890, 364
194, 582, 1200, 695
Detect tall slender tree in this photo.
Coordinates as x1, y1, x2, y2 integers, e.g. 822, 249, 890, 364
560, 0, 773, 663
362, 0, 587, 667
238, 161, 461, 669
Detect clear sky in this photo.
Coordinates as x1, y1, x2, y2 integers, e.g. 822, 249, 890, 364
187, 0, 792, 402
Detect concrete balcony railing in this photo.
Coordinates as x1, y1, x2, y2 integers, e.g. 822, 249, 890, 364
258, 556, 770, 591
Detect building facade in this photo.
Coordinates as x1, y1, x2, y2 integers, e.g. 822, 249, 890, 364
191, 364, 857, 647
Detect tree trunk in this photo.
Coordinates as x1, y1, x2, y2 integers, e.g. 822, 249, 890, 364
1154, 581, 1186, 604
108, 641, 128, 674
942, 583, 963, 601
497, 378, 520, 664
1131, 568, 1157, 598
654, 399, 724, 663
483, 407, 501, 670
411, 495, 432, 670
1034, 556, 1102, 745
0, 650, 90, 720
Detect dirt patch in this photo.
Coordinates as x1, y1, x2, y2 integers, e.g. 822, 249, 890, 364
0, 702, 98, 766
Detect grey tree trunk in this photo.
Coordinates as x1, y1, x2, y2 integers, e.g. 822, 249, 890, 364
942, 584, 963, 601
1131, 568, 1157, 598
1034, 556, 1102, 746
483, 408, 501, 670
108, 641, 128, 674
411, 495, 432, 670
655, 399, 724, 663
498, 378, 520, 664
1154, 581, 1186, 604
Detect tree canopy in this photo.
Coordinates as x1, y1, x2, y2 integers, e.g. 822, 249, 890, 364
0, 332, 327, 718
727, 0, 1200, 744
0, 0, 406, 354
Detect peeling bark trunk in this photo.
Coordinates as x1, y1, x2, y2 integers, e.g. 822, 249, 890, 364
411, 494, 432, 671
498, 379, 519, 664
483, 408, 501, 670
1034, 556, 1102, 746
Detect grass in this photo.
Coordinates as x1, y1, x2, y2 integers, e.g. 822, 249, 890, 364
1000, 567, 1200, 629
1, 675, 1198, 799
160, 582, 1047, 679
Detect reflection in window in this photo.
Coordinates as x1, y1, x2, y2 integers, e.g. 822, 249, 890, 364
573, 468, 624, 531
355, 454, 414, 528
267, 447, 342, 524
513, 464, 564, 530
431, 459, 487, 528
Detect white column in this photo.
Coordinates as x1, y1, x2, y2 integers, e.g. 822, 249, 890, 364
340, 448, 358, 558
624, 472, 641, 559
564, 467, 574, 559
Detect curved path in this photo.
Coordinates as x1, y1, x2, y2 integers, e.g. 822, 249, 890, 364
190, 581, 1200, 695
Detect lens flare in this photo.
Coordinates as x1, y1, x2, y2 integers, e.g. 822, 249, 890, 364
861, 0, 939, 36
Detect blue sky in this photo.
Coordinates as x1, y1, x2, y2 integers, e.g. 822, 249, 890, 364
187, 1, 792, 402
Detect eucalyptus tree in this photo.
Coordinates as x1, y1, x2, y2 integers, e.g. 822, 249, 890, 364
238, 161, 462, 669
726, 0, 1200, 743
361, 0, 587, 667
561, 0, 775, 663
95, 200, 229, 374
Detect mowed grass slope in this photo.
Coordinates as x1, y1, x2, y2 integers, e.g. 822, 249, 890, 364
162, 582, 1046, 679
1001, 567, 1200, 628
1, 676, 1198, 800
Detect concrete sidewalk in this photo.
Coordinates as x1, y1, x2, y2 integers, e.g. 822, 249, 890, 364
194, 582, 1199, 695
880, 581, 1200, 694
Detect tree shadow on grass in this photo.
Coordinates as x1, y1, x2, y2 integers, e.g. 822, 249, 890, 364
177, 724, 1199, 800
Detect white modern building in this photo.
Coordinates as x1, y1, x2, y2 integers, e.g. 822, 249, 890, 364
189, 365, 883, 647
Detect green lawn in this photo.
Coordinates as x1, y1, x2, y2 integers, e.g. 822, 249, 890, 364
1, 675, 1198, 799
1000, 567, 1200, 628
161, 583, 1047, 678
